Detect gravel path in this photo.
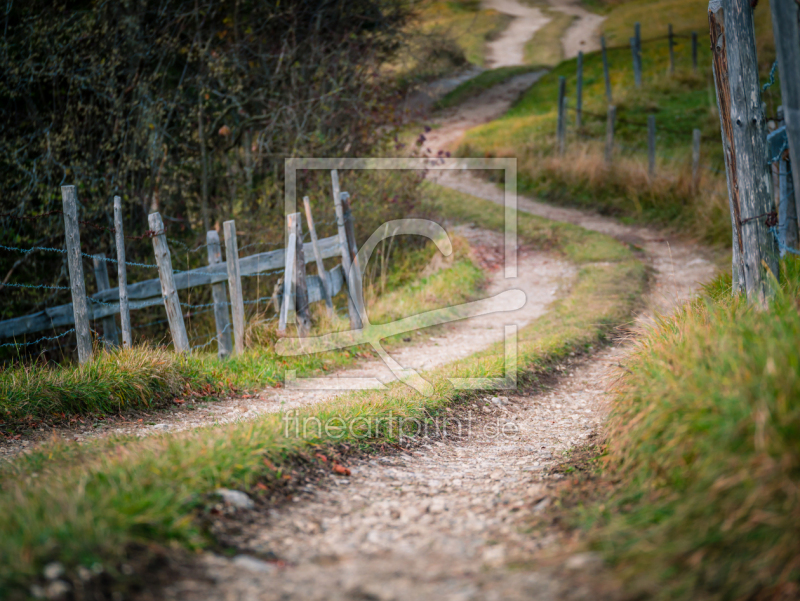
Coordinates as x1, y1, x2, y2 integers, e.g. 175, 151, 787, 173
484, 0, 550, 68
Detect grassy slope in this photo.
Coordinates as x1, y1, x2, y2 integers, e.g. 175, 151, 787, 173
435, 65, 543, 110
458, 0, 777, 247
588, 263, 800, 599
0, 185, 646, 597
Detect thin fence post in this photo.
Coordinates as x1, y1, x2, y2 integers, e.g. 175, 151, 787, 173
770, 0, 800, 236
648, 115, 656, 177
631, 37, 642, 88
601, 35, 613, 103
303, 196, 335, 318
576, 51, 583, 129
708, 0, 778, 304
113, 195, 132, 349
331, 170, 363, 329
605, 105, 616, 164
635, 22, 642, 86
668, 24, 675, 73
223, 220, 245, 355
289, 212, 311, 337
92, 254, 119, 349
557, 76, 566, 155
635, 22, 641, 54
340, 192, 366, 316
779, 154, 798, 253
206, 230, 233, 358
277, 226, 296, 336
692, 32, 698, 72
692, 128, 702, 187
61, 185, 92, 364
148, 212, 189, 352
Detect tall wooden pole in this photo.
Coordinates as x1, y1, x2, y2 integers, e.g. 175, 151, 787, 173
92, 254, 119, 349
61, 185, 93, 364
601, 35, 612, 103
278, 229, 296, 335
708, 0, 778, 303
206, 230, 233, 358
303, 196, 335, 317
288, 212, 311, 337
557, 76, 566, 155
331, 170, 362, 329
113, 195, 132, 349
223, 220, 245, 355
769, 0, 800, 235
576, 52, 583, 129
148, 212, 190, 352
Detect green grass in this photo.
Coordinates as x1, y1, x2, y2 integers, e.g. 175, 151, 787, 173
524, 9, 575, 67
434, 65, 543, 110
458, 0, 778, 247
585, 260, 800, 599
0, 185, 646, 598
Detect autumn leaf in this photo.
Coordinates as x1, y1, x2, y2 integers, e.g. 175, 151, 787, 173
332, 463, 351, 476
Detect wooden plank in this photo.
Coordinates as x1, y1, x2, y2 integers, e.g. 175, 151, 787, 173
61, 185, 93, 364
331, 170, 362, 329
557, 76, 566, 155
576, 52, 583, 129
223, 220, 245, 355
769, 0, 800, 237
149, 212, 190, 352
709, 0, 778, 304
648, 115, 656, 177
601, 35, 612, 103
92, 253, 119, 348
206, 230, 233, 358
92, 234, 340, 303
605, 105, 616, 164
289, 213, 311, 336
113, 196, 132, 348
303, 196, 334, 317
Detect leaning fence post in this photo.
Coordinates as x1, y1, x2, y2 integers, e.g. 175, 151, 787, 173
341, 192, 366, 313
331, 170, 363, 329
648, 115, 656, 177
61, 185, 93, 364
605, 105, 616, 164
223, 220, 245, 355
692, 128, 702, 188
206, 230, 233, 358
113, 196, 132, 349
692, 32, 698, 72
601, 35, 613, 103
557, 76, 566, 155
708, 0, 778, 304
576, 52, 583, 129
667, 24, 675, 73
770, 0, 800, 236
303, 196, 334, 317
289, 212, 311, 337
92, 254, 119, 349
148, 212, 190, 352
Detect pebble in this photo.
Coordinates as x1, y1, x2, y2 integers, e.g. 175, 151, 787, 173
215, 489, 255, 509
232, 555, 275, 574
43, 562, 64, 580
564, 552, 603, 571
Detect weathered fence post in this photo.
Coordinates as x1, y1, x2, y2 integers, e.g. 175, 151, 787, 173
223, 220, 245, 355
605, 105, 616, 164
692, 32, 698, 71
61, 185, 93, 364
303, 196, 335, 318
692, 128, 702, 187
601, 35, 613, 103
289, 212, 311, 337
769, 0, 800, 234
668, 24, 675, 73
779, 153, 798, 253
277, 223, 296, 336
631, 37, 642, 88
331, 170, 363, 329
206, 230, 233, 358
635, 22, 641, 54
557, 76, 566, 155
148, 212, 190, 352
708, 0, 778, 304
340, 191, 366, 315
576, 52, 583, 129
92, 254, 119, 349
634, 22, 642, 87
113, 195, 132, 349
648, 115, 656, 177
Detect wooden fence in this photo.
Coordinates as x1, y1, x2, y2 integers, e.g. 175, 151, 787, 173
0, 170, 361, 364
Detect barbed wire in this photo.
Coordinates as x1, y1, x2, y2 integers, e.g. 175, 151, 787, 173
2, 281, 71, 291
0, 328, 75, 348
763, 61, 778, 92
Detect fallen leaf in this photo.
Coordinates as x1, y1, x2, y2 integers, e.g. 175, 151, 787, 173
315, 453, 328, 462
332, 463, 351, 476
282, 474, 292, 480
173, 399, 185, 405
255, 482, 268, 491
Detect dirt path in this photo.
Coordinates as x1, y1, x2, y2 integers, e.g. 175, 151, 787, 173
546, 0, 605, 60
484, 0, 550, 68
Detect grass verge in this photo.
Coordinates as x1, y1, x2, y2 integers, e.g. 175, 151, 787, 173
584, 260, 800, 599
0, 185, 646, 598
524, 9, 575, 67
434, 65, 544, 110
